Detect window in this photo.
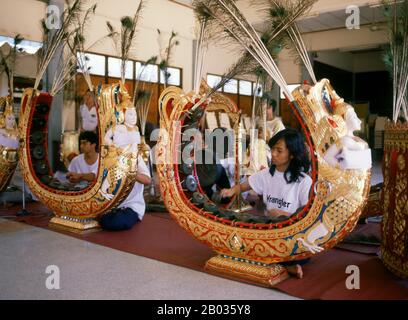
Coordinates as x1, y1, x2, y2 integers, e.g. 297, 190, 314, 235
207, 74, 260, 96
136, 62, 158, 83
0, 35, 42, 54
254, 83, 263, 97
280, 84, 301, 99
223, 79, 238, 94
206, 74, 222, 91
108, 57, 133, 79
77, 53, 105, 76
239, 80, 252, 96
160, 67, 181, 86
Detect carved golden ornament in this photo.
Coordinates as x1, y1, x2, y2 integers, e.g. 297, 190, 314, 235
0, 147, 19, 192
49, 216, 100, 234
381, 122, 408, 279
397, 154, 406, 171
205, 255, 289, 287
384, 121, 408, 152
0, 96, 19, 192
18, 84, 139, 229
157, 79, 371, 267
138, 135, 151, 165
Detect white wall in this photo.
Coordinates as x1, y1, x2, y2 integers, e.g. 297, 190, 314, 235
0, 0, 45, 41
84, 0, 196, 91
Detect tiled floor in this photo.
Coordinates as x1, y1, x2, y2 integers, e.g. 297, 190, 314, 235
0, 218, 297, 300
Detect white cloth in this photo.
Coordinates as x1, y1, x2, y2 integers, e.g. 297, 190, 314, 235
0, 130, 19, 149
250, 138, 270, 171
80, 105, 98, 131
118, 156, 151, 220
248, 168, 312, 214
265, 118, 285, 142
104, 125, 141, 151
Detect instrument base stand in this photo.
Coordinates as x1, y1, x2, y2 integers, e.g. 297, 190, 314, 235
205, 255, 289, 287
229, 194, 253, 213
49, 216, 100, 235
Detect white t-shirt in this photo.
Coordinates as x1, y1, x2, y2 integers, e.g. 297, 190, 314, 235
248, 168, 312, 214
68, 153, 99, 175
67, 153, 99, 188
118, 156, 151, 220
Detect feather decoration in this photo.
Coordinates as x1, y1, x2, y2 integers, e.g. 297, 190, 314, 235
135, 86, 153, 136
133, 56, 158, 135
50, 2, 98, 96
0, 34, 23, 102
192, 0, 270, 100
192, 0, 308, 105
106, 0, 145, 84
157, 29, 180, 88
382, 0, 408, 122
251, 0, 318, 84
71, 3, 98, 92
35, 0, 84, 90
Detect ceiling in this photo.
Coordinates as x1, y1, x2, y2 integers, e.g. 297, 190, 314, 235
296, 4, 390, 33
168, 0, 394, 34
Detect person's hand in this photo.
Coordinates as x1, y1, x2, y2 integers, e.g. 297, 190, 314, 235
66, 172, 82, 183
220, 188, 236, 198
266, 209, 290, 218
297, 238, 324, 254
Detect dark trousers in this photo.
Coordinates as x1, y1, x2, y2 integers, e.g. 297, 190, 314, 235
100, 207, 141, 231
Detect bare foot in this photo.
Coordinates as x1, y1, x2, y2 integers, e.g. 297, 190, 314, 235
286, 264, 303, 279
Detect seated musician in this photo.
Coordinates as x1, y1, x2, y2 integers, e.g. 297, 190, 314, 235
221, 128, 312, 278
65, 131, 99, 188
99, 155, 151, 231
66, 130, 151, 230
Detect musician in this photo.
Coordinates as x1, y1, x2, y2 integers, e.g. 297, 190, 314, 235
65, 131, 99, 187
221, 128, 312, 278
79, 90, 98, 132
264, 97, 285, 142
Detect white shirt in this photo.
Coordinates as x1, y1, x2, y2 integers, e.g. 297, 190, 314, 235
67, 153, 99, 188
248, 168, 312, 214
68, 153, 99, 175
118, 156, 151, 220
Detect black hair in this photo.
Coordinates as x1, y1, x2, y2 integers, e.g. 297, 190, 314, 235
267, 98, 277, 112
268, 128, 310, 184
262, 92, 277, 112
79, 130, 99, 150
